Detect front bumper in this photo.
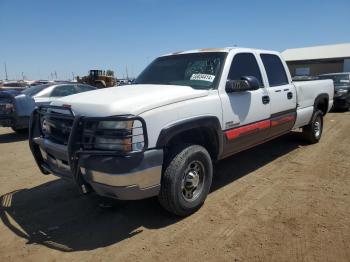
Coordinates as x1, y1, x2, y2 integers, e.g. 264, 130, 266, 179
0, 115, 13, 127
29, 107, 163, 200
0, 114, 29, 128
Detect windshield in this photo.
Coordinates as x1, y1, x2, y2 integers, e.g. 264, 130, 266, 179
135, 52, 227, 89
318, 74, 350, 86
21, 84, 51, 97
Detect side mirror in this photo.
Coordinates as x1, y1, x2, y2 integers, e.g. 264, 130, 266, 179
226, 76, 260, 93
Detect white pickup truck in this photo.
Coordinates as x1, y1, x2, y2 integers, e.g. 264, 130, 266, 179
29, 47, 334, 216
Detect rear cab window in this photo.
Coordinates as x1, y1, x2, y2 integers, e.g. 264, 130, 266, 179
260, 54, 289, 87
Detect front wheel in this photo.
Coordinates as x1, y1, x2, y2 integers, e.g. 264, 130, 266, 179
95, 82, 105, 89
11, 127, 28, 134
158, 145, 213, 217
302, 110, 323, 144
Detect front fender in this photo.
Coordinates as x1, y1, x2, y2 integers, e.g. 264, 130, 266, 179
156, 116, 223, 157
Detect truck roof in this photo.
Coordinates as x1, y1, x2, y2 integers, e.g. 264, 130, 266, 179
162, 47, 279, 56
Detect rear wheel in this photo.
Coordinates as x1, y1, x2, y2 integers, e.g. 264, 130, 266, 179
158, 144, 213, 217
302, 110, 323, 144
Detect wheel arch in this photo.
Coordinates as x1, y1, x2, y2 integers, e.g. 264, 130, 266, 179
314, 93, 329, 115
156, 116, 223, 161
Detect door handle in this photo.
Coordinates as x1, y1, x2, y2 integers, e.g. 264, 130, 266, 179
287, 92, 293, 99
262, 95, 270, 104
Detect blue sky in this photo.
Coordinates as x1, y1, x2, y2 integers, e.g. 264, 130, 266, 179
0, 0, 349, 80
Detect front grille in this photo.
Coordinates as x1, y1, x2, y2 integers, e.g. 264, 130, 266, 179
37, 106, 148, 154
39, 107, 74, 146
0, 105, 8, 115
0, 97, 12, 104
46, 116, 74, 145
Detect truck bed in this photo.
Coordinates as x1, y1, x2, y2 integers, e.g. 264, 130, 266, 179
293, 79, 334, 128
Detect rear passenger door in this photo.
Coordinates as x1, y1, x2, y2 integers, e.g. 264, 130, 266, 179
260, 54, 297, 137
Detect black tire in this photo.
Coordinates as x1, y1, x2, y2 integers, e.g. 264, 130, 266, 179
95, 82, 105, 89
158, 144, 213, 217
344, 103, 350, 112
11, 127, 28, 134
302, 110, 323, 144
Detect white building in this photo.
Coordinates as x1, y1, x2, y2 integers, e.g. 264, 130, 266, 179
281, 43, 350, 77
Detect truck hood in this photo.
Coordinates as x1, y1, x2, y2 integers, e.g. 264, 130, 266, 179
51, 84, 209, 116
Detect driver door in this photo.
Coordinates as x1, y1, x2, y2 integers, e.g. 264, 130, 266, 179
219, 52, 271, 157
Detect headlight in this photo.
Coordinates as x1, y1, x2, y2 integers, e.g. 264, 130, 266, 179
89, 119, 145, 153
98, 120, 133, 129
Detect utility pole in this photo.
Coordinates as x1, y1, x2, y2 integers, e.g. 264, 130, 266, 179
125, 65, 129, 80
21, 72, 24, 80
4, 62, 8, 80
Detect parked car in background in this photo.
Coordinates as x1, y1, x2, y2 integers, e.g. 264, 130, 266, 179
117, 79, 133, 86
29, 80, 51, 86
318, 73, 350, 111
0, 81, 29, 91
292, 75, 319, 81
0, 83, 96, 132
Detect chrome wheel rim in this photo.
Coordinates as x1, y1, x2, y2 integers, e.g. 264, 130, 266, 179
181, 160, 205, 202
314, 116, 321, 137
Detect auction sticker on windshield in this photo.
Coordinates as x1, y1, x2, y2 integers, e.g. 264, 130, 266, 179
190, 74, 215, 82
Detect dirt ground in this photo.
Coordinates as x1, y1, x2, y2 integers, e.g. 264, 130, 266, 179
0, 112, 349, 262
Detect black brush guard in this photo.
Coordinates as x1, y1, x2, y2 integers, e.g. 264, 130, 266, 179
29, 105, 148, 194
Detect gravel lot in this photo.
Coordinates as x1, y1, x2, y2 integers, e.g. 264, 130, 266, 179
0, 112, 349, 262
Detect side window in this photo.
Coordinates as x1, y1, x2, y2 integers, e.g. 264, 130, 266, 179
260, 54, 289, 87
50, 85, 77, 97
228, 53, 263, 86
77, 84, 96, 93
